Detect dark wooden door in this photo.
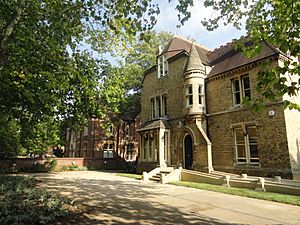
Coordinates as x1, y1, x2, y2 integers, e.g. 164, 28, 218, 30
184, 134, 193, 169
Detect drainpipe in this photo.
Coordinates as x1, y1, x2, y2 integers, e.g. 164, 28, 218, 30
195, 119, 213, 173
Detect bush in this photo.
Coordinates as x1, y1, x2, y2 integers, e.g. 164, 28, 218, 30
19, 159, 57, 173
59, 165, 88, 171
0, 175, 68, 224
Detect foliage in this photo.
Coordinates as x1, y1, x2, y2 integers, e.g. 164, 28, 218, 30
17, 159, 58, 173
0, 116, 20, 158
0, 0, 161, 155
0, 175, 69, 224
115, 31, 173, 117
171, 181, 300, 206
198, 0, 300, 110
59, 165, 88, 172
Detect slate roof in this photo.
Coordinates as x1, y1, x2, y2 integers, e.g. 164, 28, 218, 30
161, 35, 210, 65
184, 43, 205, 74
207, 41, 281, 77
144, 36, 284, 79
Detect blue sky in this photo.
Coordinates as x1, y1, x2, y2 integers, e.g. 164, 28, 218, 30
154, 0, 246, 50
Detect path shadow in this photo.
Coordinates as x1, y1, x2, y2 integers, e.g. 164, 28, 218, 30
33, 172, 245, 225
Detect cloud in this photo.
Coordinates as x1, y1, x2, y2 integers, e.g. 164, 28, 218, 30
154, 0, 245, 49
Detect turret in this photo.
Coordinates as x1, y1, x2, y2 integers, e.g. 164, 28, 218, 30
184, 43, 206, 115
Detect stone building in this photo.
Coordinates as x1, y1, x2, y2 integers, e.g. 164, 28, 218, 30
137, 35, 300, 179
65, 115, 139, 169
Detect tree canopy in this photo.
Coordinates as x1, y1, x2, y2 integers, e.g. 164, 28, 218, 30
0, 0, 299, 156
199, 0, 300, 110
0, 0, 160, 156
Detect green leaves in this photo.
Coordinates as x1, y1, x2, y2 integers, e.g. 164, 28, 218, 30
201, 0, 300, 110
0, 1, 163, 155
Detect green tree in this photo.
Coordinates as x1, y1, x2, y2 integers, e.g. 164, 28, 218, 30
176, 0, 300, 110
0, 0, 160, 156
114, 31, 173, 118
0, 116, 20, 158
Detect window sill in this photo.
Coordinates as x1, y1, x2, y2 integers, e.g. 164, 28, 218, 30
234, 163, 260, 168
158, 74, 168, 79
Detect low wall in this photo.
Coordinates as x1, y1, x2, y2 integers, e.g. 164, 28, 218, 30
181, 170, 222, 185
181, 169, 300, 196
0, 157, 125, 172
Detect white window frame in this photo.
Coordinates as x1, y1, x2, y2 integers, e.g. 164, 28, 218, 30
186, 84, 193, 107
158, 54, 168, 78
103, 142, 114, 158
125, 124, 130, 137
107, 125, 114, 136
150, 95, 167, 119
126, 144, 134, 161
232, 74, 251, 106
198, 84, 204, 107
234, 125, 259, 165
156, 96, 161, 117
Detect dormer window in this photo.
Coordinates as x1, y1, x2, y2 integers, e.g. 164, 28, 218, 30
158, 54, 168, 78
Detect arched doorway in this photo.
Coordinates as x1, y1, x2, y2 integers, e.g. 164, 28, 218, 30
184, 134, 193, 169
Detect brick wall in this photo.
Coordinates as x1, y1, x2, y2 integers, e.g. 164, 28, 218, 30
0, 157, 125, 171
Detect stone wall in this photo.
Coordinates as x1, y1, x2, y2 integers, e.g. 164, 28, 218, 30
141, 56, 187, 122
206, 65, 293, 178
140, 55, 210, 172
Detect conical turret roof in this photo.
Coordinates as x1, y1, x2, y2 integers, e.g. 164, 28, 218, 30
184, 43, 204, 74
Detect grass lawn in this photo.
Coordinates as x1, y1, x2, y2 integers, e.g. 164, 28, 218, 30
115, 173, 142, 180
170, 181, 300, 206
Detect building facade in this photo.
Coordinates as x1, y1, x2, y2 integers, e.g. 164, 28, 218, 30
65, 116, 139, 169
137, 35, 300, 179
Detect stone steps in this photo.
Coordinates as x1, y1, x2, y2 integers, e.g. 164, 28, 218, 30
149, 167, 174, 183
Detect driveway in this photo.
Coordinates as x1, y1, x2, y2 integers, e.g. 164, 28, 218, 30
33, 171, 300, 225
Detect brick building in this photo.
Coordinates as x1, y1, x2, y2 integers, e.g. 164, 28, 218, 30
65, 115, 139, 169
137, 35, 300, 179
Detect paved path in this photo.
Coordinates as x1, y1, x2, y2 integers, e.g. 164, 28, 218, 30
33, 171, 300, 225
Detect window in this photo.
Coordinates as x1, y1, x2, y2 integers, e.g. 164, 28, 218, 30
162, 95, 167, 116
107, 125, 114, 136
150, 95, 167, 119
126, 144, 134, 161
151, 98, 155, 119
232, 75, 251, 106
158, 55, 168, 78
143, 134, 147, 160
125, 124, 130, 137
103, 143, 114, 158
156, 96, 161, 117
186, 85, 193, 107
198, 85, 204, 105
234, 125, 259, 164
149, 136, 153, 160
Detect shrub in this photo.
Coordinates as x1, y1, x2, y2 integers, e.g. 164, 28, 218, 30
0, 175, 69, 224
59, 165, 88, 171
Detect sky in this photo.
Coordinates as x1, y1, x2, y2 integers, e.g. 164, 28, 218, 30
153, 0, 246, 50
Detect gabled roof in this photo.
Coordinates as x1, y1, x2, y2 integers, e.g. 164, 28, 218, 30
207, 41, 281, 77
138, 119, 170, 132
160, 35, 211, 65
143, 35, 284, 80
